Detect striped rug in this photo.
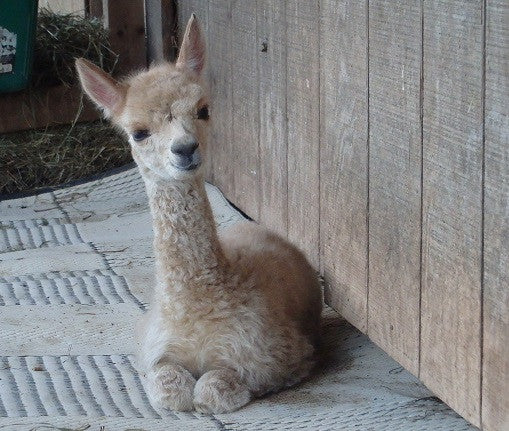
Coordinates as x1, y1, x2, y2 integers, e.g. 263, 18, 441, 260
0, 167, 475, 430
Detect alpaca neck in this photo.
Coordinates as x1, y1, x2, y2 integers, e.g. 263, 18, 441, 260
144, 175, 227, 296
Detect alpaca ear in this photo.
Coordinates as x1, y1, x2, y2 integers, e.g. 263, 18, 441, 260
75, 58, 126, 117
176, 14, 206, 75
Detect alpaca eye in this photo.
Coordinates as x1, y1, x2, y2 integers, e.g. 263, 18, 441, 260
132, 129, 151, 142
197, 105, 209, 120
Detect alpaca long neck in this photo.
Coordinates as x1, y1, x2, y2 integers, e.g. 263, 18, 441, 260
145, 177, 227, 293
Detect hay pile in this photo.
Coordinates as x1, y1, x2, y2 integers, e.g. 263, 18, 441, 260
32, 8, 118, 88
0, 121, 131, 196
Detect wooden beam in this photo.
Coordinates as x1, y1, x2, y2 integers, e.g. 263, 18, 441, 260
320, 0, 369, 332
230, 0, 260, 219
286, 0, 320, 268
257, 0, 288, 237
482, 0, 509, 429
207, 0, 235, 200
421, 0, 484, 426
102, 0, 147, 74
0, 85, 98, 134
367, 0, 422, 375
146, 0, 177, 63
86, 0, 103, 18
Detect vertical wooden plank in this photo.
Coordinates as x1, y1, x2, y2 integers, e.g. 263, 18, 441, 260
286, 0, 320, 267
176, 1, 212, 181
257, 0, 288, 237
320, 0, 368, 331
0, 86, 98, 133
103, 0, 146, 73
207, 0, 234, 200
421, 0, 483, 426
483, 1, 509, 429
367, 0, 422, 374
146, 0, 177, 63
230, 1, 260, 219
87, 0, 103, 18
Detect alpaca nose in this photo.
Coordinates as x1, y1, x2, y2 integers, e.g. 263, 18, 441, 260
171, 141, 199, 157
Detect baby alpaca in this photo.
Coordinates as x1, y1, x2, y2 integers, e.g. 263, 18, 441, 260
76, 15, 322, 413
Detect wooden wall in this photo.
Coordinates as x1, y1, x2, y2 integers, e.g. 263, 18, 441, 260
177, 1, 508, 429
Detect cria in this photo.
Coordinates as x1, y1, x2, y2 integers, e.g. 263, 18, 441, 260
76, 14, 322, 414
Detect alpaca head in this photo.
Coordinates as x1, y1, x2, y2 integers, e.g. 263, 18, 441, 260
76, 15, 209, 182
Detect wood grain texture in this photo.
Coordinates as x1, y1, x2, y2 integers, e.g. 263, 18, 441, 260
103, 0, 146, 74
0, 85, 98, 133
174, 4, 509, 427
146, 0, 177, 63
257, 0, 288, 237
207, 0, 234, 199
176, 0, 213, 181
230, 1, 260, 219
286, 0, 320, 267
319, 0, 368, 331
482, 1, 509, 429
367, 0, 422, 374
421, 0, 483, 426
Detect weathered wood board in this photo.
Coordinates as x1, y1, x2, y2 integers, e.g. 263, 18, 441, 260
146, 0, 177, 63
482, 1, 509, 429
367, 0, 422, 375
207, 0, 234, 199
230, 0, 260, 219
257, 0, 288, 237
421, 0, 483, 426
102, 0, 146, 74
0, 85, 98, 133
319, 0, 369, 333
285, 0, 320, 267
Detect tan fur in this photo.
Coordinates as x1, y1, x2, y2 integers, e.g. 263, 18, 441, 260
76, 15, 322, 413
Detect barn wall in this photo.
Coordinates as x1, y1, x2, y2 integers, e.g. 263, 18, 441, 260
177, 1, 509, 429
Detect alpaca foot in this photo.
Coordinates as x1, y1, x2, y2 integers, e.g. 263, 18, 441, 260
193, 369, 251, 413
145, 363, 196, 411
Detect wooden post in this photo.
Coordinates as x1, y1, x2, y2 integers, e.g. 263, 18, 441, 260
482, 1, 509, 429
102, 0, 147, 74
286, 0, 320, 268
367, 0, 422, 376
421, 0, 484, 425
86, 0, 103, 18
320, 0, 369, 333
146, 0, 177, 63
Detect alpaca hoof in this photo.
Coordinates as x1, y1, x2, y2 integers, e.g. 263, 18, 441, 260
193, 369, 251, 413
146, 364, 196, 411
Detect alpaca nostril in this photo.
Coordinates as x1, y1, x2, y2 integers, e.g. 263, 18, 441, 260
171, 141, 199, 157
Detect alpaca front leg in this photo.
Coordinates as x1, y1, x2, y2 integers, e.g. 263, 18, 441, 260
145, 363, 196, 411
193, 369, 251, 413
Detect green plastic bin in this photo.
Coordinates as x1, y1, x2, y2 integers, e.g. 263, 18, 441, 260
0, 0, 38, 93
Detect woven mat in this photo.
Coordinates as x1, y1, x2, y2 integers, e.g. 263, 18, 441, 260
0, 167, 476, 430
